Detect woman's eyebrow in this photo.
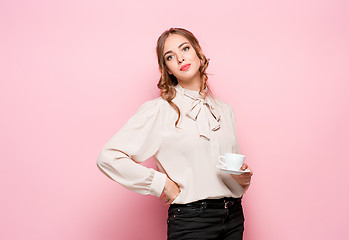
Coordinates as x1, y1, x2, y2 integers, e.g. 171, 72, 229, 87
163, 42, 190, 57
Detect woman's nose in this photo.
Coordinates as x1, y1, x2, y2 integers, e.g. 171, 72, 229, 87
177, 55, 185, 64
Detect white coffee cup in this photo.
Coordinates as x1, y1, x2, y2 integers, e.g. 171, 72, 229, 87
218, 153, 245, 170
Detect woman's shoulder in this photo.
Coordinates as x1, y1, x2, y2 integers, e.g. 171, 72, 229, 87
134, 96, 169, 114
140, 96, 168, 108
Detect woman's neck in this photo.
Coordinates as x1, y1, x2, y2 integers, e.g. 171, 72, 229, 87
177, 73, 202, 91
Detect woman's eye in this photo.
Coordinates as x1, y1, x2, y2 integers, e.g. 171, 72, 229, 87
183, 46, 189, 51
166, 55, 173, 61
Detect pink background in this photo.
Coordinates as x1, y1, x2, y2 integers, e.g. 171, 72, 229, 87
1, 0, 348, 239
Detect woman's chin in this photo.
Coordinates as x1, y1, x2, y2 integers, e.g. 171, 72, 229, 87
175, 70, 200, 83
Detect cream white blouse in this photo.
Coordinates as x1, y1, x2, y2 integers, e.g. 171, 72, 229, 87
97, 84, 245, 204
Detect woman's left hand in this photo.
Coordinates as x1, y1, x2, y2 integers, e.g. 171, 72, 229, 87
230, 163, 253, 190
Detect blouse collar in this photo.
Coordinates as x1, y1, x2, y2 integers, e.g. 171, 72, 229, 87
174, 84, 221, 141
174, 84, 206, 99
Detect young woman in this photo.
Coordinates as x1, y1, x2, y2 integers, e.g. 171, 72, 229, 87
97, 27, 253, 239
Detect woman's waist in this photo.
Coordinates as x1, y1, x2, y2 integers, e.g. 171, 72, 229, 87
170, 196, 242, 209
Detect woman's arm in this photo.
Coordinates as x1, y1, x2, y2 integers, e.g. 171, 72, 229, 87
228, 105, 253, 191
96, 99, 167, 198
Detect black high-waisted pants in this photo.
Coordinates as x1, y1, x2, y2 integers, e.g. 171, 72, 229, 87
167, 197, 245, 240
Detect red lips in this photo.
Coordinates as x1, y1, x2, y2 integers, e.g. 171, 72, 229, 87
180, 64, 191, 71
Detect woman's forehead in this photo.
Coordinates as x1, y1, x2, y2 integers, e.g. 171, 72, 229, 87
163, 34, 190, 51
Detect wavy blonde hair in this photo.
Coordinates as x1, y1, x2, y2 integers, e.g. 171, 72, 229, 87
156, 27, 213, 127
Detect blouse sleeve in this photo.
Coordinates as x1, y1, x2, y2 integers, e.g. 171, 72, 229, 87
96, 98, 167, 198
229, 104, 241, 154
228, 104, 247, 194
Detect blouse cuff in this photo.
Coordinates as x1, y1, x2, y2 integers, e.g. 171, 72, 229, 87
149, 169, 167, 197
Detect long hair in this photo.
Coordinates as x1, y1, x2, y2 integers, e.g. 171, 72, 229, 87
156, 27, 213, 127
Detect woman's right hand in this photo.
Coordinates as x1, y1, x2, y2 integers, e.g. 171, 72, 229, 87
159, 177, 181, 205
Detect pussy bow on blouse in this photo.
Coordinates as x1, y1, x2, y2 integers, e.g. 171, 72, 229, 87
97, 84, 244, 204
183, 88, 221, 141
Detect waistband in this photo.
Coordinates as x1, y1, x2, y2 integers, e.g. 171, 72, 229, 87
170, 197, 242, 209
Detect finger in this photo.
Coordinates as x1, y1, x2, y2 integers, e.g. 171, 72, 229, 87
159, 194, 167, 202
243, 181, 251, 186
165, 197, 174, 205
239, 177, 251, 182
231, 173, 248, 179
166, 199, 174, 205
243, 176, 252, 183
239, 173, 250, 177
167, 190, 181, 205
239, 174, 251, 179
241, 175, 251, 181
230, 174, 241, 179
240, 163, 248, 170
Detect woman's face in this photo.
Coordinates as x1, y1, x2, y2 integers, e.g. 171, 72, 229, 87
163, 34, 201, 84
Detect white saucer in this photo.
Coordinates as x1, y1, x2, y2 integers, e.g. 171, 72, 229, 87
216, 165, 251, 175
